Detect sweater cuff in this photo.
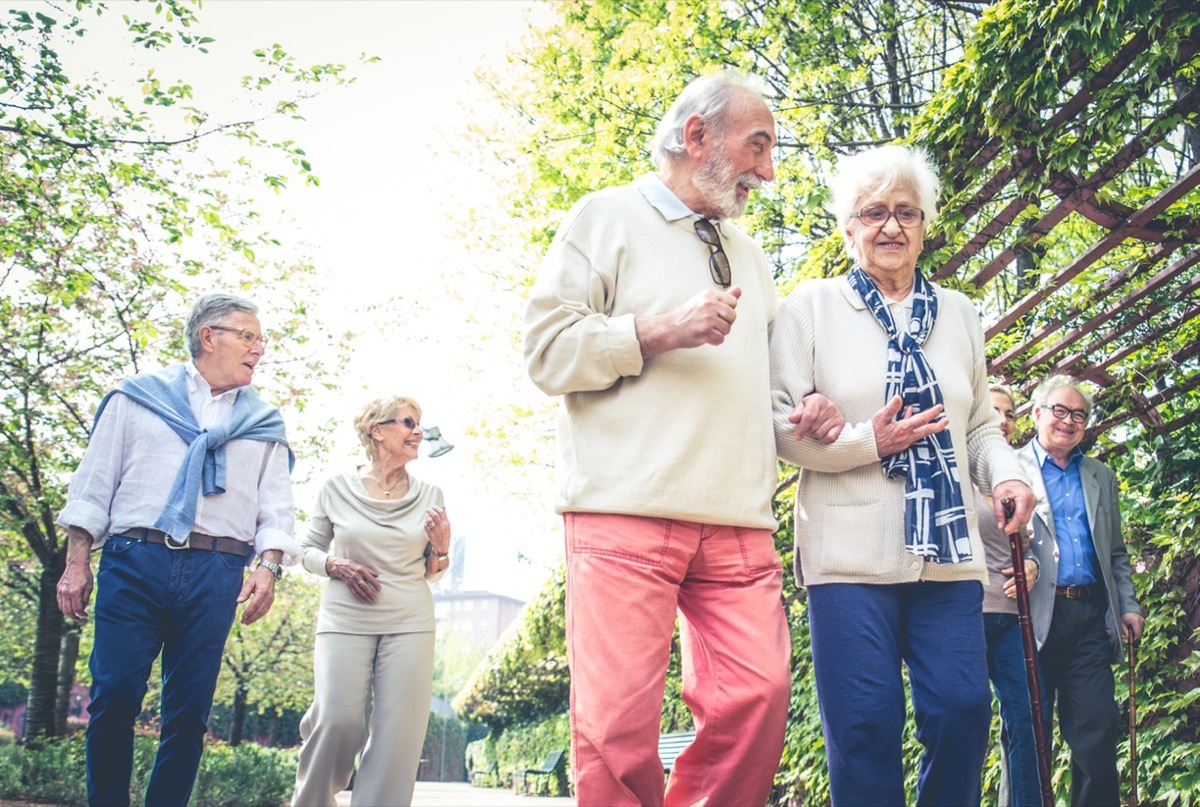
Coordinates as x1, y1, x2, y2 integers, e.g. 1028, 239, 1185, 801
609, 313, 644, 378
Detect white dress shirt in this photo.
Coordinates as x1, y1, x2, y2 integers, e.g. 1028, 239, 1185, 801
56, 363, 299, 563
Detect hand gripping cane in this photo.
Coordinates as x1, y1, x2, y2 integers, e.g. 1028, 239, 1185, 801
1002, 497, 1055, 807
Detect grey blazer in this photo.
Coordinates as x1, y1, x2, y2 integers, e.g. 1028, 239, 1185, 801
1018, 442, 1141, 662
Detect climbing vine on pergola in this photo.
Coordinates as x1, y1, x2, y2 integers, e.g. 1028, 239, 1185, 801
914, 0, 1199, 455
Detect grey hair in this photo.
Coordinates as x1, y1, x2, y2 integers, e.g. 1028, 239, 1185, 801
1031, 374, 1094, 415
829, 144, 942, 241
650, 71, 769, 168
185, 293, 259, 358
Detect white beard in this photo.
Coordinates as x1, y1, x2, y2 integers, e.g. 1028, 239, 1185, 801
692, 143, 761, 219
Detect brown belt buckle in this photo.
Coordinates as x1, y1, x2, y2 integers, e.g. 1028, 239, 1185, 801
166, 533, 192, 550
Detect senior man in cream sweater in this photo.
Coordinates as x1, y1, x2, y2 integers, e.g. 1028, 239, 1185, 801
524, 71, 842, 807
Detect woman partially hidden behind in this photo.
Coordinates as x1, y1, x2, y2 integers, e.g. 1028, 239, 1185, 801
770, 145, 1035, 805
291, 395, 452, 806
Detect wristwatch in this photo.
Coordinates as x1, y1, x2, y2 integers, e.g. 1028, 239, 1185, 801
256, 558, 284, 581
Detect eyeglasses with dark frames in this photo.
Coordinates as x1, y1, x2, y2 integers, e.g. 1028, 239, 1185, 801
1040, 403, 1088, 424
378, 416, 422, 431
850, 205, 926, 229
693, 219, 731, 289
209, 325, 267, 348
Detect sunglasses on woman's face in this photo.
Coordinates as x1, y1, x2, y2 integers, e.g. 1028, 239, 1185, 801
378, 417, 421, 431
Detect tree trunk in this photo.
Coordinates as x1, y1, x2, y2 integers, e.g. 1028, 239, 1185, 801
55, 627, 81, 734
229, 685, 247, 747
25, 565, 66, 740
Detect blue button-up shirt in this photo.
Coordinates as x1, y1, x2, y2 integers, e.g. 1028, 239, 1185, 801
1033, 439, 1098, 586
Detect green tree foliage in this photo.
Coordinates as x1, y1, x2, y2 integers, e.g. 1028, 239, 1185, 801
0, 0, 354, 738
215, 577, 320, 746
433, 629, 487, 703
453, 564, 567, 733
475, 0, 984, 263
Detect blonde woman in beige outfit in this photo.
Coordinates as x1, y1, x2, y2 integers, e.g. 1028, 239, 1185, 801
291, 395, 451, 807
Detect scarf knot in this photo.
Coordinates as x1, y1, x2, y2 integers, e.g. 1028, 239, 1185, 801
93, 364, 293, 543
847, 266, 972, 564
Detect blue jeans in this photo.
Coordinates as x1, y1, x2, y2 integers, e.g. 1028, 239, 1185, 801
85, 535, 245, 806
808, 581, 992, 807
984, 612, 1050, 806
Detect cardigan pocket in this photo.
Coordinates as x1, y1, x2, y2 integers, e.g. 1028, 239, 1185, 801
817, 501, 893, 577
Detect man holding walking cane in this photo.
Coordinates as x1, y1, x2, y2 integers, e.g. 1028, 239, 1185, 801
1020, 374, 1146, 807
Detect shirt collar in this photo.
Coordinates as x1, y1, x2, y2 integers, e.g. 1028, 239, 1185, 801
637, 174, 705, 223
187, 361, 240, 404
1031, 436, 1083, 471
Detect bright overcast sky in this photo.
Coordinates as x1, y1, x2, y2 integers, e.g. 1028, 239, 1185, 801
52, 0, 559, 601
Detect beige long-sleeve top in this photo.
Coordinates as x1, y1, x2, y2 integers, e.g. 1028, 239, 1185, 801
523, 175, 779, 529
770, 275, 1028, 586
300, 470, 445, 635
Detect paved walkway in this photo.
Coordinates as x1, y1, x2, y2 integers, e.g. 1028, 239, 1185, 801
336, 781, 575, 806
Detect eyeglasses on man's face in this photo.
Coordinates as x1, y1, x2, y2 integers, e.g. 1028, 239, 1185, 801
379, 416, 422, 431
210, 325, 267, 348
851, 205, 926, 229
693, 219, 731, 288
1040, 403, 1088, 424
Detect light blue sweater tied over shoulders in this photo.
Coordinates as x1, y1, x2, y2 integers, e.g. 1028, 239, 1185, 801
93, 363, 294, 544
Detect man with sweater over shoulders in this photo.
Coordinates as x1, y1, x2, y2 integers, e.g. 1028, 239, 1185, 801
523, 72, 842, 807
56, 293, 299, 806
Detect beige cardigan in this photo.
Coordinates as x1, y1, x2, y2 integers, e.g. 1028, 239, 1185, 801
770, 276, 1027, 586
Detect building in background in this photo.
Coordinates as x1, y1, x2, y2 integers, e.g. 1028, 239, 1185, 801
433, 590, 525, 651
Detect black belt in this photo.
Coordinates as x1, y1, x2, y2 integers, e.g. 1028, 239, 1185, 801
1055, 584, 1099, 600
118, 528, 252, 558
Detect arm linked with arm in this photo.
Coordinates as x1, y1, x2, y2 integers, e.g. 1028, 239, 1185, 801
769, 292, 882, 474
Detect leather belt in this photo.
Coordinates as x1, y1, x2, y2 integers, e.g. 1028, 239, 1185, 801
119, 528, 252, 558
1055, 584, 1098, 600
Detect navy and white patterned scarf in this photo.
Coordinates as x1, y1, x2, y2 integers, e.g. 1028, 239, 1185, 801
848, 266, 972, 564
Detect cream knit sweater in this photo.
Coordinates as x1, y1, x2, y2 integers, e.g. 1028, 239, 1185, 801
770, 276, 1028, 586
525, 175, 779, 529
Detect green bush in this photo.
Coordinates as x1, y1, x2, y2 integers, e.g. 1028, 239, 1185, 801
0, 734, 87, 805
192, 739, 297, 807
0, 732, 298, 806
466, 713, 570, 795
421, 712, 468, 782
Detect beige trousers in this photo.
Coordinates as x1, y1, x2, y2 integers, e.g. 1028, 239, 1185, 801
292, 631, 436, 807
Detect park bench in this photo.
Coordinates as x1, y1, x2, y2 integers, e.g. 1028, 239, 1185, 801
520, 748, 566, 794
470, 759, 498, 787
658, 730, 696, 773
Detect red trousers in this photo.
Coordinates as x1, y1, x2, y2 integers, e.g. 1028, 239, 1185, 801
564, 513, 791, 806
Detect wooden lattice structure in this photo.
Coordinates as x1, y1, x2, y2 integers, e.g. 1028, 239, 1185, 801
922, 5, 1199, 456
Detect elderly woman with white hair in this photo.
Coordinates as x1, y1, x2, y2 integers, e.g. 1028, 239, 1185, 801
291, 395, 451, 807
770, 144, 1036, 805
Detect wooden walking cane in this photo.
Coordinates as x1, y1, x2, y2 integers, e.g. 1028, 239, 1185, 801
1128, 635, 1138, 807
1002, 497, 1055, 807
